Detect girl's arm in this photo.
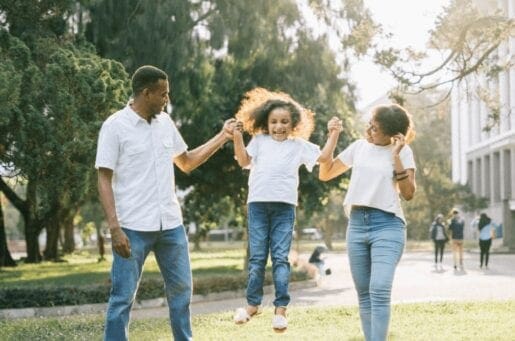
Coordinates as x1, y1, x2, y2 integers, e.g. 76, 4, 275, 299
318, 116, 349, 181
233, 122, 251, 168
318, 117, 343, 164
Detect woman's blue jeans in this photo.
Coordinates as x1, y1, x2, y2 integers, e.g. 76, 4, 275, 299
347, 207, 405, 341
246, 202, 295, 308
104, 226, 192, 341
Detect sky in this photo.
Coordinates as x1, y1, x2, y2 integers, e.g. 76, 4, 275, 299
352, 0, 451, 109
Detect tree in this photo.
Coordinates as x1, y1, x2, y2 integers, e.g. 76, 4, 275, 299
374, 0, 514, 104
0, 196, 16, 267
0, 0, 130, 262
84, 0, 373, 235
399, 92, 487, 239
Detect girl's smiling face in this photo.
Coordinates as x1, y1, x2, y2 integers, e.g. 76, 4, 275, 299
268, 107, 293, 141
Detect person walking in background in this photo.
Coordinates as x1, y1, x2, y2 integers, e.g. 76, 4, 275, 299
96, 65, 235, 341
430, 214, 449, 271
319, 104, 416, 341
231, 87, 343, 332
448, 209, 465, 271
478, 213, 496, 270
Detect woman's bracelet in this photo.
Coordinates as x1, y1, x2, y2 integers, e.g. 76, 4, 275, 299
393, 169, 407, 176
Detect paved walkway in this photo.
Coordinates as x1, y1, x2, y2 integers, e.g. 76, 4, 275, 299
133, 249, 515, 319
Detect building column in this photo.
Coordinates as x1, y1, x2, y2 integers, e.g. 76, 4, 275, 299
451, 85, 462, 183
470, 77, 481, 145
479, 75, 489, 141
508, 0, 515, 130
459, 82, 470, 184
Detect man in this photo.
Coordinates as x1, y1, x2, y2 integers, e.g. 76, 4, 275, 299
448, 209, 465, 270
96, 65, 234, 340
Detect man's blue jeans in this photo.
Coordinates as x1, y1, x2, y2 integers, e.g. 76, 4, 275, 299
346, 207, 405, 341
246, 202, 295, 308
104, 226, 192, 341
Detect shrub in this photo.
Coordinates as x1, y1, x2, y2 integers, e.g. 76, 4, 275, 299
0, 271, 309, 309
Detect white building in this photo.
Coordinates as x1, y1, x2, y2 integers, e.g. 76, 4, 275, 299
451, 0, 515, 249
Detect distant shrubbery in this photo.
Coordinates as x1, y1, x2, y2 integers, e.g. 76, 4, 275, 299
0, 271, 308, 309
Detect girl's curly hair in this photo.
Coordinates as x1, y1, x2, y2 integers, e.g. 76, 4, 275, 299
235, 87, 315, 140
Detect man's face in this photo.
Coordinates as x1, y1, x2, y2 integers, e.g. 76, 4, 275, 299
144, 79, 170, 117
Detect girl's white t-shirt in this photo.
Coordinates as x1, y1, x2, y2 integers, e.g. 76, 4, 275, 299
337, 139, 416, 223
246, 134, 321, 205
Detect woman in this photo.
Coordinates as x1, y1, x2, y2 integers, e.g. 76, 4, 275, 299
319, 104, 416, 341
430, 214, 449, 270
478, 213, 495, 269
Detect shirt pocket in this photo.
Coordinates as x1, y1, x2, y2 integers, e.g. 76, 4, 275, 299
160, 138, 174, 158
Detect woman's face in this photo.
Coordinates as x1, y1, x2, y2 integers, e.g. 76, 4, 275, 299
366, 118, 391, 146
267, 107, 293, 141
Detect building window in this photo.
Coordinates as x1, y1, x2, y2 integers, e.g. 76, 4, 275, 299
493, 152, 501, 202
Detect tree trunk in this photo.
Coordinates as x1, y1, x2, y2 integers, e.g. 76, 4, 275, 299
0, 177, 42, 263
62, 211, 76, 254
24, 181, 42, 263
0, 198, 16, 267
97, 233, 105, 261
43, 215, 60, 261
323, 220, 334, 251
193, 231, 202, 251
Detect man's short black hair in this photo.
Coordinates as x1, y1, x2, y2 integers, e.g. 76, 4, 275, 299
132, 65, 168, 96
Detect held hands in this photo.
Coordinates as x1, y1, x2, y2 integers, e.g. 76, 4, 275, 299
232, 121, 244, 139
391, 133, 406, 155
327, 116, 343, 134
222, 118, 237, 140
110, 226, 131, 258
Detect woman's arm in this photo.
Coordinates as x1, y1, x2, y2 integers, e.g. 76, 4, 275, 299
392, 134, 416, 201
319, 158, 349, 181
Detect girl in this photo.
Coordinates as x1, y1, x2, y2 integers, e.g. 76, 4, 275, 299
430, 214, 449, 271
319, 104, 416, 341
232, 87, 342, 332
478, 213, 495, 269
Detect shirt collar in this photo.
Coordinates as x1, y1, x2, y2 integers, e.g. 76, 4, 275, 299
125, 102, 156, 126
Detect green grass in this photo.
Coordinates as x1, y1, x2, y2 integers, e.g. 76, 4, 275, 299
1, 300, 514, 340
0, 248, 245, 289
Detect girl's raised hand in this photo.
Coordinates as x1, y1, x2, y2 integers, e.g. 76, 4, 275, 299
327, 116, 343, 134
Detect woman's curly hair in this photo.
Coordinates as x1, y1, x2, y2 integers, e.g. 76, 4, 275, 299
235, 87, 315, 140
372, 104, 416, 144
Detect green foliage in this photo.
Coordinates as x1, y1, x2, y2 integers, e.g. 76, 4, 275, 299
83, 0, 371, 230
0, 3, 130, 259
0, 271, 308, 309
402, 93, 487, 239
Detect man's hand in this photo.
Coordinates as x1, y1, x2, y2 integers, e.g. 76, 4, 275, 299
222, 118, 237, 140
110, 227, 131, 258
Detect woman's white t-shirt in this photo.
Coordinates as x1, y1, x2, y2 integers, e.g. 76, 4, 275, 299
337, 139, 416, 223
246, 134, 321, 206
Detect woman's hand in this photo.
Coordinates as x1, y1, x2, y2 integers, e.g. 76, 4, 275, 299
327, 116, 343, 134
391, 133, 406, 155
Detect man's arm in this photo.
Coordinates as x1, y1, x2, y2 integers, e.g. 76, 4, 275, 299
174, 118, 235, 173
98, 167, 131, 258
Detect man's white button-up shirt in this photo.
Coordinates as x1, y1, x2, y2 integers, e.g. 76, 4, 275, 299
95, 105, 188, 231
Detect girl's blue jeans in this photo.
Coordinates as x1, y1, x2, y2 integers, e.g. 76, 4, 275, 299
347, 206, 405, 341
246, 202, 295, 308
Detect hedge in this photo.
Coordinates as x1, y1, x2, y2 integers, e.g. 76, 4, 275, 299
0, 271, 308, 309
